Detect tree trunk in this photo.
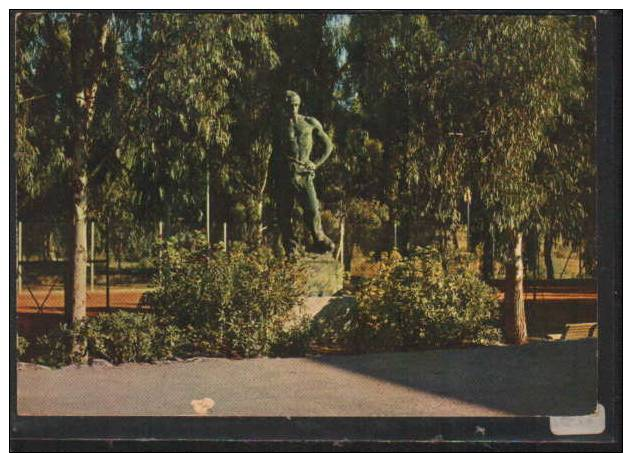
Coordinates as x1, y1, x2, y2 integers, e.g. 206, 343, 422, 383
452, 229, 460, 251
343, 241, 354, 273
544, 233, 554, 280
503, 231, 528, 344
47, 230, 58, 261
481, 237, 494, 281
63, 16, 109, 330
255, 198, 264, 246
524, 229, 539, 279
581, 238, 596, 277
65, 172, 88, 325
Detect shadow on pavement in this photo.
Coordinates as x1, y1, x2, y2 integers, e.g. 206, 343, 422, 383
307, 338, 598, 416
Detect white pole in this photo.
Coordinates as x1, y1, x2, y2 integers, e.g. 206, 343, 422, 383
393, 221, 398, 250
223, 222, 227, 252
17, 221, 22, 294
158, 221, 164, 279
90, 221, 95, 291
339, 218, 345, 266
206, 168, 211, 246
466, 200, 471, 251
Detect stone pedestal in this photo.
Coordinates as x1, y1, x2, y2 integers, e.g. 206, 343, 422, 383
300, 253, 343, 296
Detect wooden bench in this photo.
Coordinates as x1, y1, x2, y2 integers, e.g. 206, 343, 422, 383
547, 322, 598, 341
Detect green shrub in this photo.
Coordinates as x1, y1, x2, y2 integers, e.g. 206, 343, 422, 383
31, 311, 185, 366
78, 311, 184, 364
141, 231, 306, 358
16, 335, 29, 360
352, 247, 501, 351
310, 296, 361, 350
270, 316, 313, 357
32, 324, 82, 367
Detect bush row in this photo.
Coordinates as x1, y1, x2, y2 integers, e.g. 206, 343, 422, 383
23, 238, 501, 367
23, 311, 183, 366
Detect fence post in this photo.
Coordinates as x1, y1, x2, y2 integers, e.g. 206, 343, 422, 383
393, 221, 398, 250
157, 221, 164, 281
206, 168, 211, 246
491, 226, 495, 278
105, 221, 110, 310
17, 221, 22, 294
464, 187, 472, 251
90, 221, 95, 292
338, 218, 345, 266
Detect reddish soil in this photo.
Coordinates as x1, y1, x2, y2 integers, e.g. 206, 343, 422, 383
17, 288, 148, 339
16, 280, 597, 340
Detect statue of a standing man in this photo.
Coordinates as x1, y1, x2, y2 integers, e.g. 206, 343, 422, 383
272, 90, 336, 255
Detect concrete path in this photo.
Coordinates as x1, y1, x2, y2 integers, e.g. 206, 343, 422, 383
17, 339, 597, 417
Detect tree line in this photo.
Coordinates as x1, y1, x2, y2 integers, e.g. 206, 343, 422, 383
15, 13, 595, 343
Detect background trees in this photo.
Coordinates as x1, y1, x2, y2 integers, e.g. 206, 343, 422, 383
15, 12, 596, 343
443, 16, 593, 343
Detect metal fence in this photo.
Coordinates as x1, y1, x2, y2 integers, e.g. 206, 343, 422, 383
16, 215, 586, 316
17, 221, 161, 314
16, 217, 348, 315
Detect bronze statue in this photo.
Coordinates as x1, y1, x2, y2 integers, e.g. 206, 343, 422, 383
272, 90, 336, 255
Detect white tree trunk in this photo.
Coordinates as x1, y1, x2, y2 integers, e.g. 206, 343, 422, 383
66, 173, 88, 324
503, 230, 528, 344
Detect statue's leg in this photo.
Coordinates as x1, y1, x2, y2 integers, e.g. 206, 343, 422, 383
277, 180, 296, 255
298, 174, 335, 253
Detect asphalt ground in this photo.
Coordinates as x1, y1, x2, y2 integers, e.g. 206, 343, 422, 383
17, 338, 597, 417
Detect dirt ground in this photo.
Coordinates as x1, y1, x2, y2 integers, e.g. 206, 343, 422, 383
16, 279, 597, 340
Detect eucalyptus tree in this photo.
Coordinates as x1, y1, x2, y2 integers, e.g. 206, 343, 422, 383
15, 12, 125, 326
224, 36, 278, 245
16, 14, 66, 221
346, 14, 462, 250
441, 15, 594, 343
127, 14, 278, 242
345, 14, 594, 343
535, 17, 596, 279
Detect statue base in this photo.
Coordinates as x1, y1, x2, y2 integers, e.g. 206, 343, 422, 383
299, 253, 343, 297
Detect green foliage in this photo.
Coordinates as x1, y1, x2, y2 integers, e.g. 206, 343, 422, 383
128, 14, 280, 228
352, 248, 501, 350
345, 198, 390, 254
310, 296, 361, 350
31, 311, 185, 366
436, 16, 594, 251
270, 316, 314, 357
32, 324, 84, 367
141, 231, 306, 357
346, 15, 457, 234
17, 335, 30, 360
78, 311, 184, 364
16, 14, 597, 353
17, 13, 595, 267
